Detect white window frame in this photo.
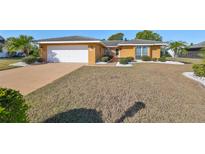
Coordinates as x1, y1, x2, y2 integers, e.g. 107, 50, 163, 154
136, 46, 149, 57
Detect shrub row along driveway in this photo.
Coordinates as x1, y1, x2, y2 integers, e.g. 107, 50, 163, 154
0, 63, 83, 95
26, 64, 205, 122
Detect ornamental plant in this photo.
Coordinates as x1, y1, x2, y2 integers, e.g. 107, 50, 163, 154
0, 88, 28, 123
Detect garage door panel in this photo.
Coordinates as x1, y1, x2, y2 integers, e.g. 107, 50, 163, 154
47, 45, 88, 63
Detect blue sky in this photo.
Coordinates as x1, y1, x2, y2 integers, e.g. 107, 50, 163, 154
0, 30, 205, 44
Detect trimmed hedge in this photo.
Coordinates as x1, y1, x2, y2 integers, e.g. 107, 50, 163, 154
141, 56, 151, 61
127, 57, 134, 62
22, 56, 37, 64
120, 58, 129, 64
0, 88, 28, 123
36, 57, 44, 63
101, 56, 110, 62
193, 64, 205, 77
158, 56, 166, 62
152, 58, 158, 61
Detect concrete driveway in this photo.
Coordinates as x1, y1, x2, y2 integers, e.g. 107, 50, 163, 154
0, 63, 84, 95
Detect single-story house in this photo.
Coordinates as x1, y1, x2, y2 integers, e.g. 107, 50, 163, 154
184, 41, 205, 58
38, 36, 166, 64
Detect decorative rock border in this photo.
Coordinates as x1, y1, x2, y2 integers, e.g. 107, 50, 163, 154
96, 62, 108, 65
183, 72, 205, 87
134, 60, 184, 65
9, 62, 29, 67
116, 62, 133, 67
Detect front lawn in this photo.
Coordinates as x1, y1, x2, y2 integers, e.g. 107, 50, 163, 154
26, 64, 205, 123
0, 57, 22, 71
166, 57, 203, 64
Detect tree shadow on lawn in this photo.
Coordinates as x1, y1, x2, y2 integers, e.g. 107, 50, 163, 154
44, 102, 145, 123
115, 101, 146, 123
44, 108, 103, 123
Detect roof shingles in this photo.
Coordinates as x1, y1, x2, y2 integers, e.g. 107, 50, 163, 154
37, 36, 100, 42
190, 41, 205, 48
37, 36, 165, 46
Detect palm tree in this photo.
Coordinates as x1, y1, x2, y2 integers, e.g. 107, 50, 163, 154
168, 41, 187, 59
5, 35, 34, 56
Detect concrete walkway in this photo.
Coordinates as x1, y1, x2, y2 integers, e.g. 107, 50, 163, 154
0, 63, 83, 95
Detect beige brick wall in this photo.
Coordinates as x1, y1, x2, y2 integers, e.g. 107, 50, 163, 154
119, 46, 135, 58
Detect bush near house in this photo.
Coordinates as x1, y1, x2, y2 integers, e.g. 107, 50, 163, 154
127, 57, 134, 62
142, 56, 151, 61
192, 64, 205, 77
22, 56, 37, 64
101, 56, 110, 62
158, 56, 167, 62
119, 58, 129, 64
152, 58, 158, 61
0, 88, 28, 123
36, 57, 44, 63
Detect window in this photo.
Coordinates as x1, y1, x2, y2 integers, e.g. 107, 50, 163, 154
142, 47, 148, 56
137, 47, 141, 57
136, 46, 149, 58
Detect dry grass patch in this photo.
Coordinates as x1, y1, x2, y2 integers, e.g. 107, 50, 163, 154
26, 64, 205, 123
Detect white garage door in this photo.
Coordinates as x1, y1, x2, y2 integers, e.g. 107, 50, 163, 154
47, 45, 88, 63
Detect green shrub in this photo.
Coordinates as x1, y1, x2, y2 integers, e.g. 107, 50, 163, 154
101, 56, 110, 62
36, 57, 44, 63
22, 56, 37, 64
192, 64, 205, 77
0, 88, 28, 123
163, 52, 172, 57
152, 58, 158, 61
30, 45, 40, 57
120, 58, 129, 64
141, 56, 151, 61
105, 54, 113, 60
158, 56, 166, 62
127, 57, 134, 62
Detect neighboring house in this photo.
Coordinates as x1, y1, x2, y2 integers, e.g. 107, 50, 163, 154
0, 35, 7, 58
0, 35, 5, 45
38, 36, 166, 64
183, 41, 205, 58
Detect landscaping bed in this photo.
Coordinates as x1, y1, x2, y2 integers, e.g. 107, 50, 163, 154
183, 72, 205, 87
183, 64, 205, 87
26, 64, 205, 123
135, 60, 184, 65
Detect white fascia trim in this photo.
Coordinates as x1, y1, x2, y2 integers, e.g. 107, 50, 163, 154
38, 41, 106, 47
106, 46, 118, 48
118, 43, 167, 46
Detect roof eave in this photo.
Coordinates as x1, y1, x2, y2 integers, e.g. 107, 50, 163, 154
117, 43, 167, 46
38, 41, 106, 47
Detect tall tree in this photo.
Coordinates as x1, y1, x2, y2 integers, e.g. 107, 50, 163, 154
135, 30, 162, 41
108, 33, 124, 40
168, 41, 187, 59
5, 35, 34, 56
